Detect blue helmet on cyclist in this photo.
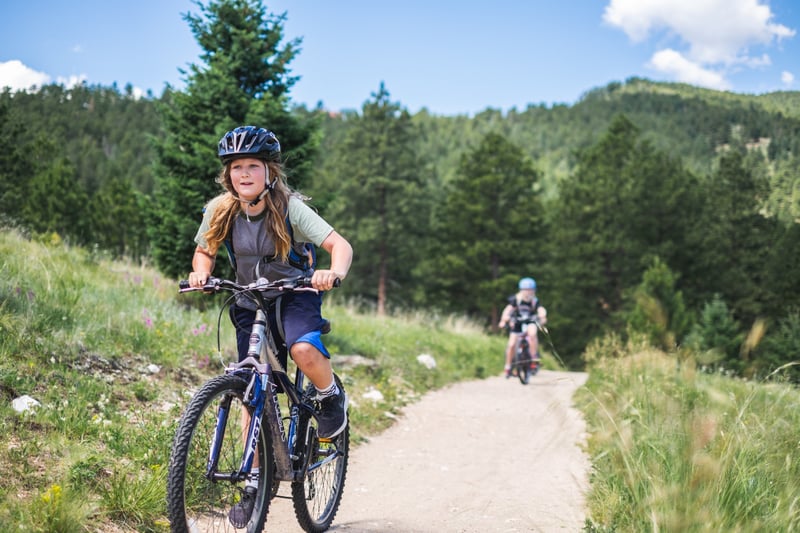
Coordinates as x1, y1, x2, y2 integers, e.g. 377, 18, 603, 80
518, 277, 537, 290
218, 126, 281, 164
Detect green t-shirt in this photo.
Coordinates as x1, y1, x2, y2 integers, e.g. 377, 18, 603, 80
194, 194, 333, 250
194, 194, 334, 309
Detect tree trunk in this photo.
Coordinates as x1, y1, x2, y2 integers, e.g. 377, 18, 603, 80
490, 252, 500, 331
378, 242, 387, 316
377, 186, 388, 316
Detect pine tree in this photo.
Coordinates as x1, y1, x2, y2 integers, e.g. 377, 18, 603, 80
625, 257, 691, 350
765, 222, 800, 317
689, 150, 777, 321
685, 295, 744, 372
547, 114, 701, 360
148, 0, 316, 279
89, 177, 148, 258
429, 131, 543, 324
0, 98, 26, 224
24, 156, 90, 242
323, 83, 426, 315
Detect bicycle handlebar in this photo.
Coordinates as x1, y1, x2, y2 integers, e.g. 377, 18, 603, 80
177, 275, 341, 294
505, 316, 540, 327
506, 316, 548, 335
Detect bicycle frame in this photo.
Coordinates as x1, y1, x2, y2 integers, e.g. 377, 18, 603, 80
516, 333, 531, 357
205, 303, 339, 485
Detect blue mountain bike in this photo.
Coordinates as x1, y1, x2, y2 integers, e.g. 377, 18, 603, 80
167, 275, 348, 532
510, 319, 542, 385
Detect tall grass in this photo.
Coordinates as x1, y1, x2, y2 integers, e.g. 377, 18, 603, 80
579, 333, 800, 532
0, 229, 508, 531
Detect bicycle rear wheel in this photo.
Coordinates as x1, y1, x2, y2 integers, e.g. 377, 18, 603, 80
291, 375, 349, 532
167, 374, 272, 533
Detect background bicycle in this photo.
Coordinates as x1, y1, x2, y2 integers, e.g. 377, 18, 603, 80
511, 331, 534, 385
167, 275, 348, 533
509, 318, 542, 385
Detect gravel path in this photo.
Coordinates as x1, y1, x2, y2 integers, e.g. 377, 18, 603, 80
264, 369, 591, 532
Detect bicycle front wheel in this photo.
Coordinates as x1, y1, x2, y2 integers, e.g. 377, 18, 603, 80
291, 376, 349, 532
167, 374, 272, 533
515, 350, 530, 385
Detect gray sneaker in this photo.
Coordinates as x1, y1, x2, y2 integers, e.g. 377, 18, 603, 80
317, 390, 348, 439
228, 486, 257, 528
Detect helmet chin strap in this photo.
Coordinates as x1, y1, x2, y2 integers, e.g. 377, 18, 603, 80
246, 161, 274, 207
247, 187, 270, 207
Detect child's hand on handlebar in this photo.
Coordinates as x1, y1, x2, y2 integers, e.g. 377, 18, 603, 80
188, 271, 211, 289
312, 269, 342, 291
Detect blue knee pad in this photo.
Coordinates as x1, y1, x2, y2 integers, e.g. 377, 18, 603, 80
293, 330, 330, 358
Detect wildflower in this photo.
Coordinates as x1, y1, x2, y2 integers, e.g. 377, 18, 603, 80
41, 484, 62, 504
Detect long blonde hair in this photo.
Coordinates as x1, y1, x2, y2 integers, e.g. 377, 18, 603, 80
203, 160, 293, 261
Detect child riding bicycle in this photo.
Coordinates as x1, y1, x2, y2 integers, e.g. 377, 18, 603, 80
187, 126, 353, 526
498, 277, 548, 378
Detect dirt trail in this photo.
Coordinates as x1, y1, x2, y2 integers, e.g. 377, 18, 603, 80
265, 369, 591, 532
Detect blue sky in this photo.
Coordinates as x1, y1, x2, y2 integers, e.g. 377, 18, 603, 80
1, 0, 798, 115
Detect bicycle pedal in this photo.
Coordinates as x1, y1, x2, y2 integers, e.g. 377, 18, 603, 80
318, 436, 334, 443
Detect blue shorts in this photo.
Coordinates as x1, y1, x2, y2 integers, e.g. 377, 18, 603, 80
229, 291, 330, 365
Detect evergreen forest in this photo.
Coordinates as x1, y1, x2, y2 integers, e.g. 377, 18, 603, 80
2, 0, 799, 375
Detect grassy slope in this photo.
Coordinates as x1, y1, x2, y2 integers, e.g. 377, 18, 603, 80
615, 78, 800, 119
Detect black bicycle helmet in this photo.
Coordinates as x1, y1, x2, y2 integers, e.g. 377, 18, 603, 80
218, 126, 281, 164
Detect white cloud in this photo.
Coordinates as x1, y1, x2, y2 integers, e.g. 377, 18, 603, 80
648, 49, 731, 89
0, 60, 50, 91
603, 0, 796, 85
0, 60, 88, 92
782, 71, 795, 86
56, 74, 88, 88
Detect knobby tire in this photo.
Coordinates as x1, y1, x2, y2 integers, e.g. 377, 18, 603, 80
515, 349, 530, 385
291, 374, 349, 532
167, 374, 273, 533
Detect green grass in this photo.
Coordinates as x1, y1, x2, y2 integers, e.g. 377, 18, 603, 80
0, 229, 510, 531
579, 333, 800, 532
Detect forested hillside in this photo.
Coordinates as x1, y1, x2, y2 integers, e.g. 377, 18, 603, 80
1, 0, 798, 376
0, 83, 159, 258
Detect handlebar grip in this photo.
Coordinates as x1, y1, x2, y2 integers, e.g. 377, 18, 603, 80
178, 278, 218, 292
300, 277, 341, 288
